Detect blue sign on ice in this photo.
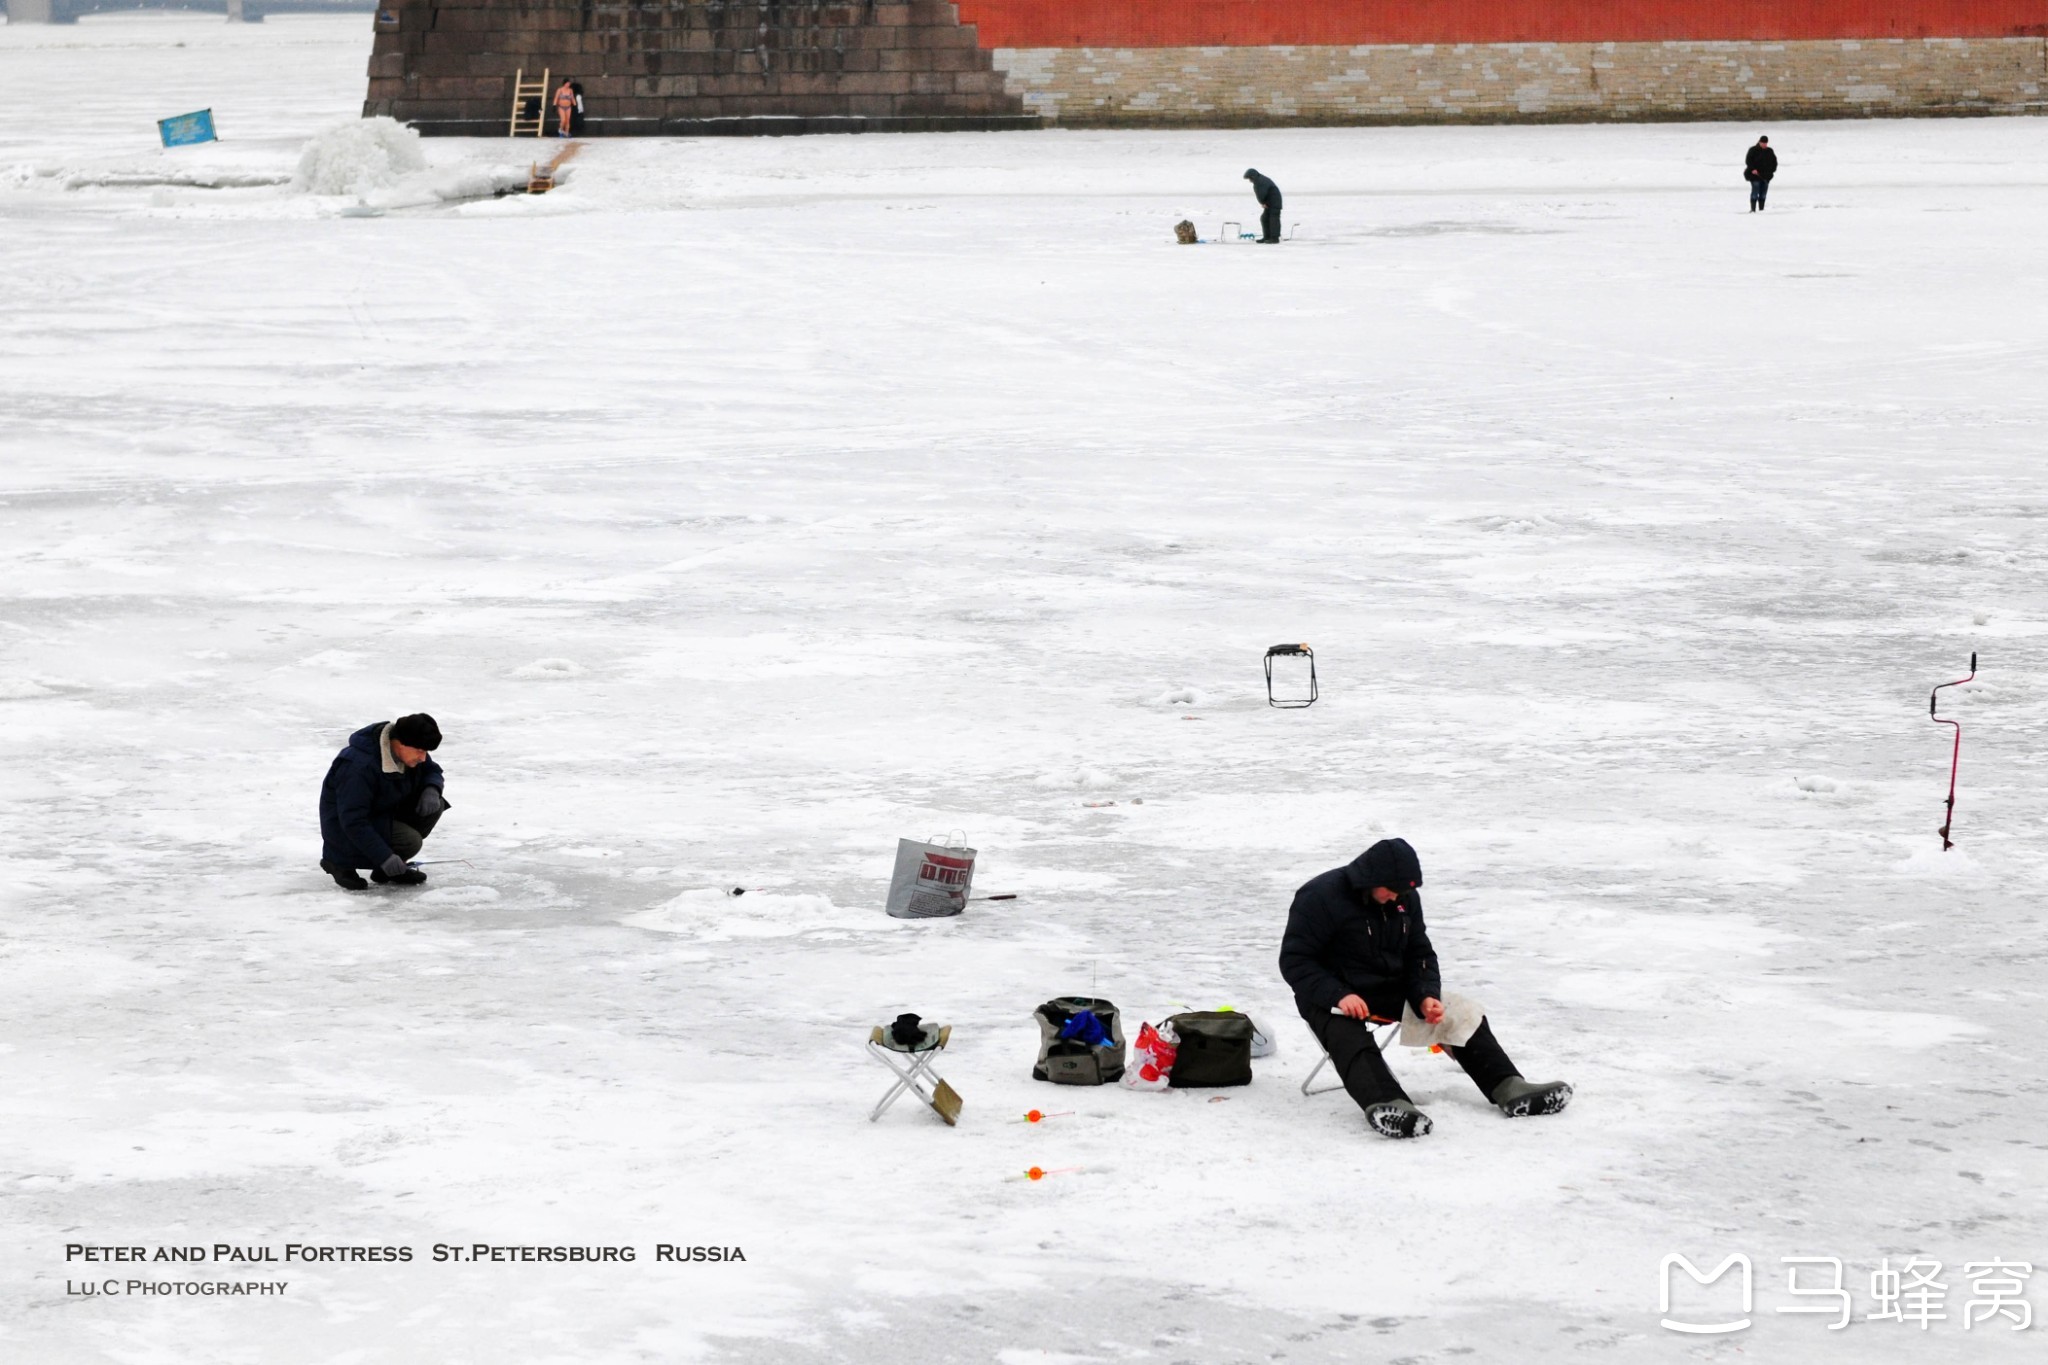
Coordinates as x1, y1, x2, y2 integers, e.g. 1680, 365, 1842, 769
157, 110, 218, 148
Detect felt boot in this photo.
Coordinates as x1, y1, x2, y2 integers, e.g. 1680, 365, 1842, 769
1490, 1076, 1573, 1117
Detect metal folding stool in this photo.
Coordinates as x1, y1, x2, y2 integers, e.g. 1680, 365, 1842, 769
1301, 1017, 1399, 1096
866, 1022, 962, 1126
1265, 643, 1318, 709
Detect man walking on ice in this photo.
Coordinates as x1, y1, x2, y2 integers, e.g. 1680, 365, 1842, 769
1280, 837, 1571, 1138
1243, 168, 1282, 244
318, 713, 449, 891
1745, 135, 1777, 212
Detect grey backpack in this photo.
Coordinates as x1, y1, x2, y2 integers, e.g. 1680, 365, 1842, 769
1031, 996, 1126, 1085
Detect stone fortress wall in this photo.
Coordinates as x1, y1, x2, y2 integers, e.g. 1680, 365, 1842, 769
363, 0, 1036, 134
360, 1, 2048, 132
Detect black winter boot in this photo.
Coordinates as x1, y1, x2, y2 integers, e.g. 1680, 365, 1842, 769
1490, 1076, 1574, 1117
321, 860, 368, 891
1365, 1100, 1433, 1139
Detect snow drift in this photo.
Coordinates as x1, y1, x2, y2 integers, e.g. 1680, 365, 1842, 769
292, 116, 426, 197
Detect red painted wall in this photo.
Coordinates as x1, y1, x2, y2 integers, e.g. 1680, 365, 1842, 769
953, 1, 2048, 49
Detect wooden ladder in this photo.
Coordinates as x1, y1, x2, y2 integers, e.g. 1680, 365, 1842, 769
508, 68, 550, 138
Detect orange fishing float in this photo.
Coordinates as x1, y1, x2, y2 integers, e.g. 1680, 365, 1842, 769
1012, 1164, 1082, 1182
1020, 1109, 1074, 1124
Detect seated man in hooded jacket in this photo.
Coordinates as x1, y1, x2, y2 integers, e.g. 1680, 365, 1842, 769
1279, 837, 1570, 1138
318, 713, 449, 891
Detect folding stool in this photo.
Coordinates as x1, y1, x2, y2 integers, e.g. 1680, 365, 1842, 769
866, 1022, 963, 1126
1300, 1016, 1399, 1096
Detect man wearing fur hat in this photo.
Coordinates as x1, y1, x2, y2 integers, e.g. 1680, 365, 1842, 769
318, 714, 449, 891
1279, 837, 1571, 1138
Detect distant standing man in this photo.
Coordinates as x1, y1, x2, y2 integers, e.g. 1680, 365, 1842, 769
1243, 168, 1282, 244
319, 714, 448, 891
554, 78, 577, 138
1745, 135, 1777, 212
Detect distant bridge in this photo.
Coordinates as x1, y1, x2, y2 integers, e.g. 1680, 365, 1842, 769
3, 0, 373, 21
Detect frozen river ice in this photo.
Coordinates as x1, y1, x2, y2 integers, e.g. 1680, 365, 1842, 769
2, 14, 2046, 1364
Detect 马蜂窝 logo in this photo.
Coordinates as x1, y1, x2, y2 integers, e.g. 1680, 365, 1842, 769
1659, 1253, 1753, 1334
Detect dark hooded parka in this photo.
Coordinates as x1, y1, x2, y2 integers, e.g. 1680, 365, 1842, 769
319, 721, 447, 870
1278, 837, 1442, 1021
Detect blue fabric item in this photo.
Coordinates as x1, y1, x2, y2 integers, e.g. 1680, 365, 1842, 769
318, 722, 446, 870
158, 110, 217, 148
1057, 1010, 1112, 1048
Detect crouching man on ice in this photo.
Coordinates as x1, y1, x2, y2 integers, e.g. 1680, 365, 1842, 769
318, 713, 449, 891
1279, 837, 1571, 1139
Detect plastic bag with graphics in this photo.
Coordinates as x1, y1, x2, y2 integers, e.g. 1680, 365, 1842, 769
884, 835, 976, 919
1123, 1020, 1179, 1091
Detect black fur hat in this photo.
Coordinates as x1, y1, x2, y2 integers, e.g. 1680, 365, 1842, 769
390, 713, 442, 751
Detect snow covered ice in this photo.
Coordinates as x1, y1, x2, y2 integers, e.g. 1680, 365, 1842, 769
4, 14, 2048, 1364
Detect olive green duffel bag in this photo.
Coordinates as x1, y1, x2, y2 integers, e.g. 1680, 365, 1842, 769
1164, 1011, 1254, 1087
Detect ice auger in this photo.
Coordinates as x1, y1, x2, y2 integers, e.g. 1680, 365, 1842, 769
1930, 651, 1978, 851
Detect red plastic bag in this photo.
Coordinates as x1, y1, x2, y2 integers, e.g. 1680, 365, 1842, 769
1123, 1020, 1178, 1091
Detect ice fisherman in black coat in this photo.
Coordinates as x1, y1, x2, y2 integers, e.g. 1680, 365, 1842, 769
318, 713, 449, 891
1279, 838, 1572, 1138
1745, 136, 1777, 212
1243, 168, 1282, 243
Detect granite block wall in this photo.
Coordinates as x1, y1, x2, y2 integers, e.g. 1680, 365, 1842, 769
989, 37, 2048, 125
362, 0, 1037, 134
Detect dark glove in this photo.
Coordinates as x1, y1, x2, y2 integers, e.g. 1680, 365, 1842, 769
416, 788, 447, 819
378, 854, 427, 887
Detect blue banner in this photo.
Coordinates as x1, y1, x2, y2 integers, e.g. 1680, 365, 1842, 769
157, 110, 218, 148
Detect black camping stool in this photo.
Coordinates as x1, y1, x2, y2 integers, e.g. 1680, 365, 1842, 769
1265, 643, 1317, 709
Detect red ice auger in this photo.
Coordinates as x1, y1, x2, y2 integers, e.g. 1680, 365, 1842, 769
1929, 651, 1978, 851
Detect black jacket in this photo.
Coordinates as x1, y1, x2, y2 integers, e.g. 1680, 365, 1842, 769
318, 722, 447, 867
1245, 170, 1282, 211
1278, 839, 1441, 1016
1745, 145, 1777, 182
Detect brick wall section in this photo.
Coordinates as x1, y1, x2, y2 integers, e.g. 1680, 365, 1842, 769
989, 37, 2048, 125
362, 0, 1034, 133
951, 1, 2048, 48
